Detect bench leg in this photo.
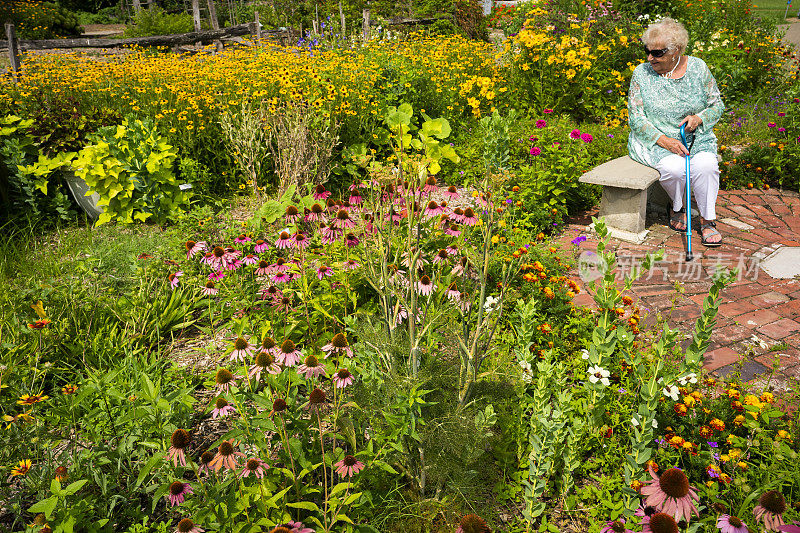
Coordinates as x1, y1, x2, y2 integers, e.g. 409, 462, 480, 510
598, 186, 648, 235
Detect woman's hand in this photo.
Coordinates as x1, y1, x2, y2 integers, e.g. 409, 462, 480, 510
657, 134, 689, 156
679, 114, 703, 132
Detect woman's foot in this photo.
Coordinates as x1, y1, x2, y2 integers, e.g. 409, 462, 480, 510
669, 210, 687, 232
701, 218, 722, 246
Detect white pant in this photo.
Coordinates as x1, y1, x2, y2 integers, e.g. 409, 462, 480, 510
656, 152, 719, 220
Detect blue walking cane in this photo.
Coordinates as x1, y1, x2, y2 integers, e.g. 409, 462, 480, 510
680, 123, 696, 261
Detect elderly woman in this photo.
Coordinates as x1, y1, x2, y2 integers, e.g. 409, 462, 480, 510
628, 17, 725, 247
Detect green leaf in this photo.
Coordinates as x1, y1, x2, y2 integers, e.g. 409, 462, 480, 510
29, 496, 58, 518
64, 479, 88, 496
330, 482, 352, 497
286, 501, 322, 513
134, 452, 163, 490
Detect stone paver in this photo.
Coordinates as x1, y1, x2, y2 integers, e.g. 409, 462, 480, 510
559, 186, 800, 387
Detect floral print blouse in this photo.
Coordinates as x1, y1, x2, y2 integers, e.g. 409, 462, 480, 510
627, 56, 724, 166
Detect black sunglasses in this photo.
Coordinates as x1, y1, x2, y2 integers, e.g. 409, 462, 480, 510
644, 46, 670, 58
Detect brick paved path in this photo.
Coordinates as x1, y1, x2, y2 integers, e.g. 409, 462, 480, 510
554, 188, 800, 390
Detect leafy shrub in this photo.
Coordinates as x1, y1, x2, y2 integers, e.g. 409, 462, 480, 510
122, 6, 194, 37
0, 1, 83, 39
74, 117, 189, 225
453, 0, 488, 40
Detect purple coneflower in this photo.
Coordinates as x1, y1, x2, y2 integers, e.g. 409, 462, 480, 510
169, 271, 183, 289
417, 275, 436, 296
754, 491, 787, 531
600, 519, 633, 533
349, 190, 363, 206
641, 467, 699, 522
313, 184, 331, 200
333, 209, 357, 229
255, 260, 271, 276
421, 175, 437, 193
446, 224, 462, 236
307, 387, 327, 411
273, 295, 294, 313
461, 207, 478, 226
242, 254, 258, 265
450, 207, 465, 223
458, 291, 472, 311
455, 514, 491, 533
446, 244, 459, 255
208, 270, 225, 281
285, 205, 300, 224
270, 397, 288, 417
201, 280, 219, 296
424, 200, 445, 217
206, 246, 226, 270
174, 518, 204, 533
197, 449, 215, 475
249, 350, 281, 380
277, 339, 302, 366
334, 455, 365, 478
292, 232, 309, 250
345, 233, 360, 247
433, 249, 450, 264
210, 439, 244, 472
344, 259, 360, 270
254, 239, 269, 253
298, 355, 327, 379
166, 429, 191, 467
322, 333, 354, 358
240, 457, 269, 479
305, 203, 326, 222
718, 515, 749, 533
167, 481, 193, 506
230, 337, 255, 363
326, 198, 339, 213
233, 234, 251, 244
273, 271, 293, 284
446, 282, 460, 300
185, 240, 207, 259
275, 231, 293, 249
284, 521, 314, 533
317, 265, 334, 280
643, 513, 678, 533
211, 397, 236, 418
224, 259, 242, 271
214, 368, 239, 393
333, 368, 354, 389
444, 185, 460, 200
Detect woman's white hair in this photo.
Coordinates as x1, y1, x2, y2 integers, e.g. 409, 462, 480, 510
641, 17, 689, 54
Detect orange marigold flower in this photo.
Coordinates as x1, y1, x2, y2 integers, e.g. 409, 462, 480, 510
709, 418, 725, 431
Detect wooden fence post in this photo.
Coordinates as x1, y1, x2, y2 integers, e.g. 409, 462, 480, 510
5, 23, 21, 83
254, 11, 262, 43
362, 9, 370, 41
339, 0, 346, 37
132, 0, 142, 12
191, 0, 202, 32
206, 0, 220, 30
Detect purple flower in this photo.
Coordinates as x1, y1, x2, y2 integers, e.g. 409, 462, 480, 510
768, 122, 776, 128
708, 441, 718, 448
607, 134, 615, 138
530, 146, 541, 156
535, 119, 547, 128
778, 127, 786, 132
569, 129, 581, 139
571, 235, 587, 245
581, 133, 594, 143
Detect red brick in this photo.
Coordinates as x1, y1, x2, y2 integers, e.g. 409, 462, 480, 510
748, 204, 772, 216
738, 309, 782, 327
755, 349, 800, 370
704, 347, 741, 371
771, 204, 793, 216
757, 319, 800, 340
761, 215, 790, 230
728, 205, 758, 217
719, 300, 759, 318
714, 323, 753, 343
751, 291, 791, 307
772, 299, 800, 319
671, 305, 702, 323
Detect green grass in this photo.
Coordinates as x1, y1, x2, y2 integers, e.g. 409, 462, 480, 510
753, 0, 797, 20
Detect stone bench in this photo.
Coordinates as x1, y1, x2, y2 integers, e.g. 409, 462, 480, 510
579, 155, 671, 243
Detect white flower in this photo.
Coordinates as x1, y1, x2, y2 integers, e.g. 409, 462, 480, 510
483, 296, 499, 314
587, 365, 610, 387
663, 385, 680, 401
677, 372, 697, 386
652, 419, 659, 429
519, 360, 533, 383
631, 416, 640, 427
580, 349, 589, 360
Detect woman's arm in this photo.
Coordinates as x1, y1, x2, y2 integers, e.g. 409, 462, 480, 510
697, 61, 724, 132
627, 69, 663, 147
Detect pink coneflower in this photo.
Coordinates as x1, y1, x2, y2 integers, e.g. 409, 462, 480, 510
386, 208, 403, 225
255, 259, 271, 276
446, 282, 460, 300
417, 275, 436, 296
307, 387, 327, 412
349, 190, 363, 206
242, 254, 258, 265
284, 521, 314, 533
254, 239, 269, 253
424, 200, 445, 217
273, 295, 294, 313
718, 515, 749, 533
333, 368, 354, 388
269, 257, 289, 272
277, 339, 302, 366
401, 247, 428, 269
292, 232, 309, 249
345, 233, 360, 247
600, 519, 633, 533
452, 256, 469, 276
423, 176, 438, 193
777, 522, 800, 533
298, 354, 327, 379
211, 397, 236, 418
334, 455, 365, 478
275, 231, 293, 249
569, 128, 581, 139
643, 513, 678, 533
249, 350, 281, 380
169, 271, 183, 289
197, 449, 215, 475
313, 184, 331, 200
450, 207, 465, 223
207, 246, 227, 270
444, 224, 461, 237
185, 240, 207, 259
226, 247, 242, 259
285, 205, 301, 224
210, 439, 243, 472
166, 429, 191, 467
167, 481, 193, 506
305, 203, 326, 222
535, 119, 547, 128
581, 133, 594, 143
323, 333, 354, 358
229, 337, 255, 363
326, 198, 339, 213
214, 368, 240, 393
641, 467, 699, 522
461, 207, 478, 226
317, 265, 334, 280
201, 280, 219, 296
433, 249, 450, 264
455, 514, 491, 533
234, 234, 251, 244
754, 491, 787, 531
174, 518, 204, 533
333, 209, 357, 229
344, 259, 360, 270
530, 146, 542, 156
240, 457, 269, 479
224, 259, 242, 272
273, 271, 293, 283
438, 213, 451, 230
209, 270, 225, 281
261, 286, 282, 301
445, 244, 459, 255
444, 185, 460, 200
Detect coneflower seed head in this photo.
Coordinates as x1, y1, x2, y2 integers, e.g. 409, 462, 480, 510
255, 351, 275, 366
219, 441, 234, 455
185, 240, 196, 250
309, 388, 326, 404
262, 336, 276, 350
272, 398, 288, 412
169, 481, 186, 495
177, 519, 196, 533
215, 369, 233, 384
304, 355, 319, 367
459, 514, 491, 533
280, 339, 296, 353
246, 458, 261, 470
234, 337, 249, 350
659, 468, 690, 498
171, 429, 191, 449
759, 490, 786, 514
331, 333, 349, 348
648, 513, 678, 533
215, 397, 228, 409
